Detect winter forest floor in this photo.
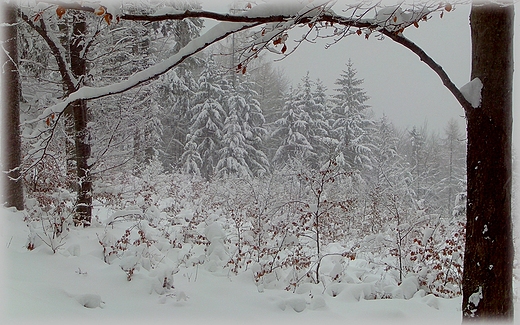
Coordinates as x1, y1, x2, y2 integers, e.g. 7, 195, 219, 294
1, 204, 518, 325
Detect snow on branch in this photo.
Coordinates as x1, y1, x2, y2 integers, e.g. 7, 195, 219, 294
31, 1, 342, 120
459, 78, 483, 108
33, 1, 465, 121
32, 20, 261, 121
19, 9, 78, 91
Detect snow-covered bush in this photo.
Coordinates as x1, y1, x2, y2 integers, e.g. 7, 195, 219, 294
24, 188, 74, 253
202, 159, 361, 292
411, 219, 465, 298
20, 147, 465, 302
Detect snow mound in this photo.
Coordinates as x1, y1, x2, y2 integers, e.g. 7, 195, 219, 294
286, 296, 306, 312
423, 294, 440, 310
204, 222, 225, 242
308, 294, 327, 309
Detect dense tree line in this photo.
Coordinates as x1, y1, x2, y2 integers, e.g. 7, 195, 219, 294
15, 0, 467, 268
12, 2, 468, 222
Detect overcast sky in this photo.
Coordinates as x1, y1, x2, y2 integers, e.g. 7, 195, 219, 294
198, 1, 519, 139
270, 4, 471, 133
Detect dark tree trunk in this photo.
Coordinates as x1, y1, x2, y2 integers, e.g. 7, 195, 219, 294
71, 99, 92, 226
462, 3, 514, 321
1, 5, 24, 210
70, 13, 92, 226
57, 19, 77, 191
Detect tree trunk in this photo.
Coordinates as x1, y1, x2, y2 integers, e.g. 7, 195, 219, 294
462, 3, 514, 320
70, 13, 92, 226
57, 18, 77, 192
1, 5, 24, 210
71, 99, 92, 225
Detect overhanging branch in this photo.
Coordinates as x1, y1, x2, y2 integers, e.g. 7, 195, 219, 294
381, 29, 472, 113
122, 11, 376, 29
32, 1, 470, 119
33, 20, 263, 120
39, 0, 379, 29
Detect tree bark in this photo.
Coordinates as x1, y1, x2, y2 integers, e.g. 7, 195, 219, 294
57, 18, 78, 192
1, 4, 24, 210
462, 3, 514, 320
70, 13, 92, 226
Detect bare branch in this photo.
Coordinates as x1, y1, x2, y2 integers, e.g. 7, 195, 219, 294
380, 30, 472, 112
36, 0, 95, 14
20, 9, 76, 92
22, 109, 66, 175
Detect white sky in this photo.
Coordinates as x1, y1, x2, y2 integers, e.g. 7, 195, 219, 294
198, 1, 519, 139
271, 4, 471, 133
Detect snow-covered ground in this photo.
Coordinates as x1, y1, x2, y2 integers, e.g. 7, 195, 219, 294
0, 206, 475, 325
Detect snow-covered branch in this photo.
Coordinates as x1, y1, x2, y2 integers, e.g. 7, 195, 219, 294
32, 1, 461, 121
32, 20, 261, 121
20, 9, 77, 92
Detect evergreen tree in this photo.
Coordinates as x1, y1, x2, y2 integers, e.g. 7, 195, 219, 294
312, 78, 337, 165
252, 62, 288, 125
408, 126, 427, 198
402, 125, 445, 212
158, 62, 200, 170
187, 55, 226, 180
217, 75, 269, 177
272, 73, 335, 168
330, 60, 374, 171
298, 73, 333, 168
156, 4, 203, 170
216, 108, 250, 177
181, 134, 203, 176
271, 85, 313, 165
251, 62, 289, 162
371, 115, 402, 185
363, 115, 407, 234
440, 118, 466, 215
